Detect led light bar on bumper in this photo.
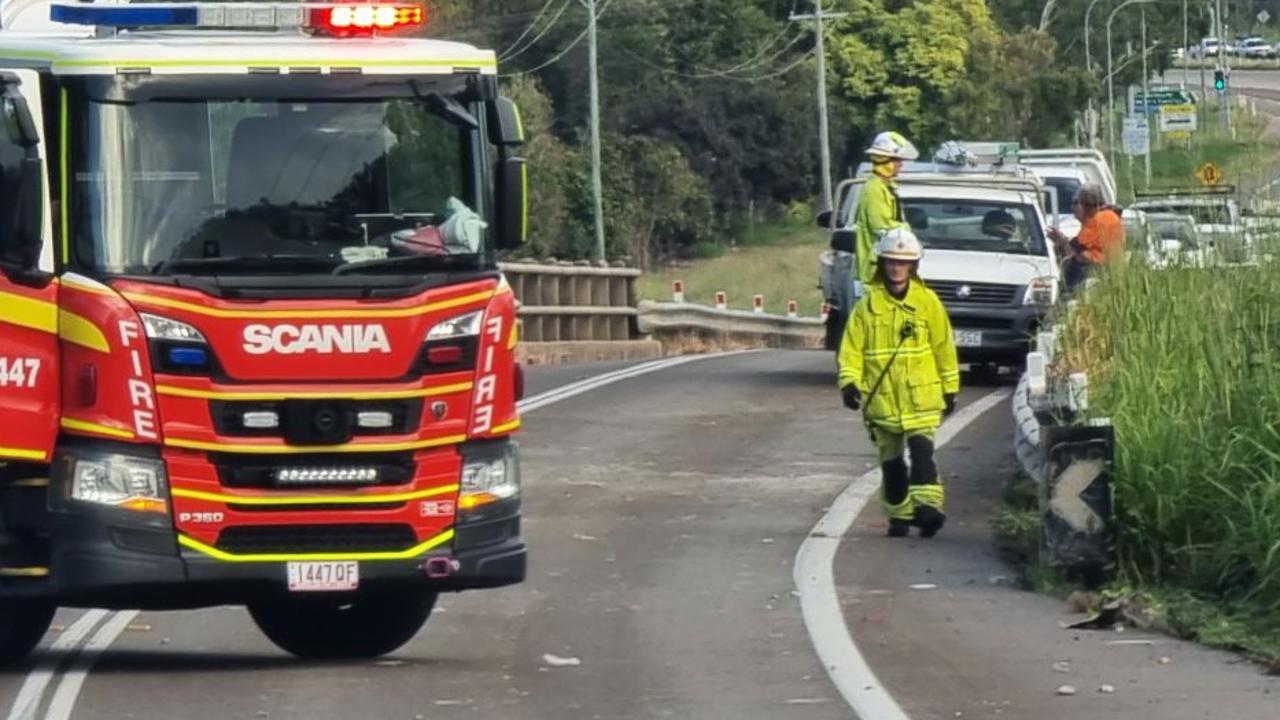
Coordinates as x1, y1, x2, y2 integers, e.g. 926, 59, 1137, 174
57, 450, 169, 514
49, 1, 427, 35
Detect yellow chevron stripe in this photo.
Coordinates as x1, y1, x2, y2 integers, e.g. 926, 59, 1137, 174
178, 528, 455, 563
0, 291, 56, 335
156, 382, 473, 402
172, 484, 458, 507
61, 417, 135, 440
58, 310, 110, 353
121, 290, 493, 320
0, 446, 48, 462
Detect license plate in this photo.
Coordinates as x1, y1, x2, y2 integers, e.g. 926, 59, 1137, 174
954, 330, 983, 348
287, 561, 359, 592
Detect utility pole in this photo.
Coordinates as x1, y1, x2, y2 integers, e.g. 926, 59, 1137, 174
1141, 6, 1151, 188
790, 2, 847, 212
1218, 0, 1229, 132
584, 0, 606, 263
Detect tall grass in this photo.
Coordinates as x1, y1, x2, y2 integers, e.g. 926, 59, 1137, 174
1058, 260, 1280, 608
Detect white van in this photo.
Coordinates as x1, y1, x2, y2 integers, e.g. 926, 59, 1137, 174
819, 170, 1060, 366
1018, 148, 1118, 206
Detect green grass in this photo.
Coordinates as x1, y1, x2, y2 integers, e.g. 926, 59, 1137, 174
1057, 259, 1280, 619
636, 223, 828, 316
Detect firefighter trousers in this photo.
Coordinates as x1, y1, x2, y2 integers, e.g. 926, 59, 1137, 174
873, 427, 945, 521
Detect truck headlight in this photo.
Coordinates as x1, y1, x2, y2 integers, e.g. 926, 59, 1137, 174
427, 310, 483, 341
1023, 276, 1058, 307
459, 445, 520, 517
64, 452, 168, 514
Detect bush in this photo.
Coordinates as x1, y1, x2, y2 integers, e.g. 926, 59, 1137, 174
687, 241, 725, 259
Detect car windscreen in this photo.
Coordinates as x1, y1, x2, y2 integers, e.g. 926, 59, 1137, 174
901, 199, 1046, 255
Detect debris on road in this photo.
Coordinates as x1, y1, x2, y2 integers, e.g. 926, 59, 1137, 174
542, 653, 582, 667
1051, 661, 1072, 673
1158, 656, 1172, 665
375, 660, 405, 667
1063, 599, 1123, 630
909, 583, 938, 591
126, 623, 152, 632
1099, 684, 1116, 694
572, 533, 598, 541
1056, 685, 1077, 696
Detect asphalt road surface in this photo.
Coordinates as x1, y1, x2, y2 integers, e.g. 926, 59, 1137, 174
2, 351, 1276, 720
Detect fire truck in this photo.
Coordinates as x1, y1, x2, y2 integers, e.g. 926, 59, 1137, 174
0, 0, 527, 661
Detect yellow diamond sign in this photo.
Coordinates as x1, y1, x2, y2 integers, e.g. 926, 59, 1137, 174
1196, 162, 1223, 187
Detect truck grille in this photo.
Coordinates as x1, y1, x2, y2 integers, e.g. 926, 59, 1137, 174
210, 399, 423, 439
215, 524, 418, 555
928, 280, 1019, 305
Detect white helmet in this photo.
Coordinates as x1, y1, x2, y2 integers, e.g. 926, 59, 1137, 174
866, 131, 920, 161
876, 227, 923, 261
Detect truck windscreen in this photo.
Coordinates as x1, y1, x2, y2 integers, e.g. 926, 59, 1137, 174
67, 82, 487, 276
901, 200, 1047, 255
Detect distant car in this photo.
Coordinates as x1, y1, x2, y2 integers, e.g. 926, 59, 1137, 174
1236, 37, 1274, 59
1193, 37, 1222, 58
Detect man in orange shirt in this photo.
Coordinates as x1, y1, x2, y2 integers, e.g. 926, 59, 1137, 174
1048, 183, 1124, 291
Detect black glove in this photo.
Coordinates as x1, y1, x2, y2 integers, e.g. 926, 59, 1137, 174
842, 386, 862, 411
943, 393, 957, 417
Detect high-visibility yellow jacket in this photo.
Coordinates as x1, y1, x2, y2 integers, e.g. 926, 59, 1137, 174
837, 279, 960, 432
853, 173, 902, 285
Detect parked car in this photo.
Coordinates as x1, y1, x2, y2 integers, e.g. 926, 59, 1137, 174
1235, 36, 1274, 59
1192, 36, 1222, 58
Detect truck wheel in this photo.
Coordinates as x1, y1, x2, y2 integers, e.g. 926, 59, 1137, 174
824, 309, 846, 351
249, 591, 437, 659
0, 599, 55, 665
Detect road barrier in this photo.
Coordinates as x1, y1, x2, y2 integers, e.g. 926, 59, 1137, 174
637, 300, 823, 349
500, 262, 661, 364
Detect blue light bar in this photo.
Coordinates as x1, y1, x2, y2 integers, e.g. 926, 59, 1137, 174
50, 3, 200, 28
167, 347, 209, 367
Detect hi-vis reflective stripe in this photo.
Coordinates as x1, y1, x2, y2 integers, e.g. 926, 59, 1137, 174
0, 291, 56, 335
862, 346, 929, 359
490, 418, 521, 434
178, 528, 455, 563
122, 289, 493, 320
58, 309, 110, 352
172, 484, 458, 507
165, 434, 467, 454
61, 417, 135, 440
156, 382, 473, 402
0, 446, 48, 462
909, 484, 945, 509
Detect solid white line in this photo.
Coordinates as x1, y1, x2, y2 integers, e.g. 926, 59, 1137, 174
43, 611, 140, 720
4, 610, 110, 720
794, 388, 1012, 720
518, 351, 756, 413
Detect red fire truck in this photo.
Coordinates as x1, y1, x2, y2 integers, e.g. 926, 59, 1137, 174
0, 0, 527, 661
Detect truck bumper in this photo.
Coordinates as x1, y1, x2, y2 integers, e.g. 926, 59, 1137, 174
11, 495, 525, 610
947, 303, 1046, 365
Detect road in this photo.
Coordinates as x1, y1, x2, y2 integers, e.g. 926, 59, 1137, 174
2, 351, 1277, 719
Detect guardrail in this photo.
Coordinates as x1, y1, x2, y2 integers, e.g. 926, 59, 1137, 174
636, 300, 823, 349
500, 262, 641, 342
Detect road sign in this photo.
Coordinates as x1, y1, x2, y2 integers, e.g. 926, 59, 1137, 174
1159, 103, 1198, 132
1259, 9, 1271, 24
1122, 117, 1150, 156
1196, 161, 1224, 186
1131, 88, 1195, 113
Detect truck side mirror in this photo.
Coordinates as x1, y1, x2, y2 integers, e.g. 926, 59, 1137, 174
0, 79, 44, 273
488, 97, 526, 250
815, 209, 832, 228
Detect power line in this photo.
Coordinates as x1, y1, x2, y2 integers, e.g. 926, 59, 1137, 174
499, 0, 616, 77
499, 0, 574, 61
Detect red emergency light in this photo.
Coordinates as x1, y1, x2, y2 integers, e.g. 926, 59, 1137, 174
311, 3, 425, 35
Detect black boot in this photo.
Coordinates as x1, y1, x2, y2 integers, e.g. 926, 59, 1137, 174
912, 505, 946, 538
887, 519, 911, 538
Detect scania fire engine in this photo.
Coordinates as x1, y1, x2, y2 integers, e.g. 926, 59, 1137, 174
0, 0, 528, 661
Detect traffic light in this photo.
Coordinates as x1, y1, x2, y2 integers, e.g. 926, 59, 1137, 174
1214, 69, 1227, 92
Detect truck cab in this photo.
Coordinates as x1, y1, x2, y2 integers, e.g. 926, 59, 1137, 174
0, 0, 529, 662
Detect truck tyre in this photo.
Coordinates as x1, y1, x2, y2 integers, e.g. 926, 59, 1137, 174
249, 591, 437, 659
824, 309, 846, 351
0, 599, 55, 665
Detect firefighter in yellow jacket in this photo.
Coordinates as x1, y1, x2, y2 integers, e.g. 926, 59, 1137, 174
853, 131, 918, 289
838, 228, 960, 538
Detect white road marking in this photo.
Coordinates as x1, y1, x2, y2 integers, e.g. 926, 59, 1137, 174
518, 351, 755, 413
43, 611, 139, 720
5, 610, 110, 720
794, 388, 1012, 720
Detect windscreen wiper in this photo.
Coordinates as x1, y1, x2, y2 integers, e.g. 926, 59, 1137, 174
152, 255, 341, 276
331, 253, 478, 276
